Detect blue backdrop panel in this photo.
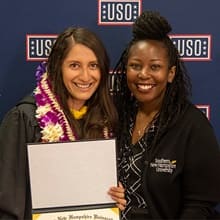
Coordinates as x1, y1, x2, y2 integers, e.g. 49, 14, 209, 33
0, 0, 220, 213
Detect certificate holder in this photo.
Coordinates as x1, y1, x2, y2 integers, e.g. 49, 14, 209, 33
27, 138, 120, 220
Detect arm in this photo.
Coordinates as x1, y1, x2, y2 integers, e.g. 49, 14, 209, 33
0, 103, 39, 219
180, 114, 220, 219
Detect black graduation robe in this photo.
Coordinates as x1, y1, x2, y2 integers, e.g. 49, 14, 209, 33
0, 95, 41, 219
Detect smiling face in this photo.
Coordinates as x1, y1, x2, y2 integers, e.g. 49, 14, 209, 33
126, 39, 176, 107
62, 43, 101, 110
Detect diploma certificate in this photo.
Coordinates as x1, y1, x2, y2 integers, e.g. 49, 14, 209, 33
27, 138, 120, 220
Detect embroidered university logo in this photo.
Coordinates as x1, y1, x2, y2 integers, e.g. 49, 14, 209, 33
26, 34, 57, 61
150, 158, 177, 174
98, 0, 142, 25
169, 34, 211, 61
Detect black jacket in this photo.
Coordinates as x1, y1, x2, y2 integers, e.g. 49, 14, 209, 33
0, 95, 41, 219
142, 103, 220, 219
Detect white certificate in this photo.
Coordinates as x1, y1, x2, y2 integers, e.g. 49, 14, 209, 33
27, 138, 118, 210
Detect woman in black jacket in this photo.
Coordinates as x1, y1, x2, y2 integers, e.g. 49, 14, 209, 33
113, 10, 220, 219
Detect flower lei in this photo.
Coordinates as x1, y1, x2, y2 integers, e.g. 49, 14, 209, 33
34, 62, 77, 142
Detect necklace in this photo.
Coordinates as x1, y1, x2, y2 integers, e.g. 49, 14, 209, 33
134, 110, 154, 138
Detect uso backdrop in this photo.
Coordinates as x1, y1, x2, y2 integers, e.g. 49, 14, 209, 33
0, 0, 220, 212
0, 1, 219, 140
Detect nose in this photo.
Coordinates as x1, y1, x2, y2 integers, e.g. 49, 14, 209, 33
80, 67, 90, 81
137, 68, 149, 79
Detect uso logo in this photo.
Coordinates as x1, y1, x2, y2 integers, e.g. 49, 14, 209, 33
195, 104, 210, 120
170, 34, 211, 61
98, 0, 142, 25
26, 34, 57, 61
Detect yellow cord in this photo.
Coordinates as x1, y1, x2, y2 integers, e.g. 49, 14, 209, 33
70, 106, 88, 119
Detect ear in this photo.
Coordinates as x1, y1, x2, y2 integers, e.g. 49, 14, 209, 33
168, 66, 176, 83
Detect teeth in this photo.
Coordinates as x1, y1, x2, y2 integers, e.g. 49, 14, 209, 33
138, 84, 153, 90
75, 83, 91, 88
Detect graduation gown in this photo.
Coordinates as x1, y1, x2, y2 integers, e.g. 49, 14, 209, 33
0, 95, 41, 219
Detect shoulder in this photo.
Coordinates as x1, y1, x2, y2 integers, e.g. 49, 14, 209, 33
17, 94, 37, 119
168, 102, 218, 147
2, 94, 37, 126
180, 102, 211, 128
16, 94, 36, 109
180, 103, 219, 148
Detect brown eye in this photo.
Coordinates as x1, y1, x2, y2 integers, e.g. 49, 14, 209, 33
70, 62, 80, 69
151, 64, 160, 71
128, 63, 142, 71
89, 62, 99, 70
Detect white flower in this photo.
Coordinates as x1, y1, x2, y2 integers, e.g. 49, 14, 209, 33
41, 123, 64, 142
36, 104, 51, 118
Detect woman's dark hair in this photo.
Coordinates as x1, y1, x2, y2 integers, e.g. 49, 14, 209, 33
113, 11, 192, 147
47, 27, 118, 139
